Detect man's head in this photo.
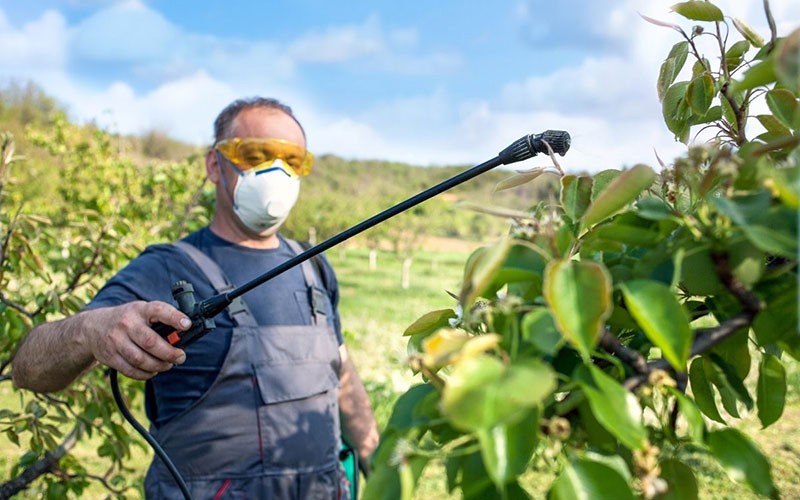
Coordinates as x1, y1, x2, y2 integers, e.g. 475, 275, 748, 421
206, 97, 312, 246
212, 97, 306, 146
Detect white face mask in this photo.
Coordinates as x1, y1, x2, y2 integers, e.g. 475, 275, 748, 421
230, 160, 300, 234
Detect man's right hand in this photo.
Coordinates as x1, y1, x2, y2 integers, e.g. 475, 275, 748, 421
12, 301, 191, 393
84, 301, 189, 380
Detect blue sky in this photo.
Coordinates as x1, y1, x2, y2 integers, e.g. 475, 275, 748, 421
0, 1, 797, 172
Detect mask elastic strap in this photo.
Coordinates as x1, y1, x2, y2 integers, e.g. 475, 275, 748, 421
215, 150, 240, 210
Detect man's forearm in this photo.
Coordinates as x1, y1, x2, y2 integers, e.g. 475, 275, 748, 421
12, 313, 96, 393
338, 347, 379, 468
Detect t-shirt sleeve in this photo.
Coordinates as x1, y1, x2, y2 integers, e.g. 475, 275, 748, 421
84, 244, 181, 310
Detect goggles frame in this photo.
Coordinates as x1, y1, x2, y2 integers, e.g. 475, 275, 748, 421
215, 137, 314, 177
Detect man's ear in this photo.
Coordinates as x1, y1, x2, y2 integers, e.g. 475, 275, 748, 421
206, 149, 221, 183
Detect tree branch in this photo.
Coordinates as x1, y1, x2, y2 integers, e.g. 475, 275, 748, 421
763, 0, 777, 48
624, 311, 756, 391
599, 332, 649, 374
0, 422, 84, 500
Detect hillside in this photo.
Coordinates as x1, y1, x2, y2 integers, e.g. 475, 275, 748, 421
0, 81, 557, 250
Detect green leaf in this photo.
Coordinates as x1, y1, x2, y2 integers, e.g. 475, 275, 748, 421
593, 213, 663, 247
581, 164, 656, 229
707, 428, 777, 498
543, 260, 613, 358
575, 364, 647, 450
677, 246, 724, 295
687, 72, 715, 115
549, 455, 636, 500
383, 384, 437, 432
775, 27, 800, 93
658, 459, 699, 500
561, 175, 593, 221
477, 408, 539, 487
441, 357, 555, 431
459, 238, 513, 306
590, 169, 621, 200
403, 309, 456, 336
667, 387, 706, 444
662, 82, 691, 142
754, 288, 799, 345
726, 40, 751, 60
710, 326, 751, 380
707, 352, 754, 412
446, 451, 495, 498
671, 1, 723, 21
765, 89, 799, 130
756, 353, 786, 428
688, 357, 725, 423
756, 114, 791, 136
620, 280, 692, 370
521, 308, 563, 356
733, 58, 777, 92
711, 193, 799, 257
658, 42, 689, 101
494, 167, 547, 192
362, 455, 429, 500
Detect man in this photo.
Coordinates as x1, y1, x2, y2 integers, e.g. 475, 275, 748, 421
12, 97, 379, 498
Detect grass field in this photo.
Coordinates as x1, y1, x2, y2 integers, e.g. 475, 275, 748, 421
1, 244, 798, 498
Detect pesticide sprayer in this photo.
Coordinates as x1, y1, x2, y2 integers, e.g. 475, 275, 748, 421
109, 129, 571, 499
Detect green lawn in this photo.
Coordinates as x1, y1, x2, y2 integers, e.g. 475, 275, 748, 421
1, 245, 798, 499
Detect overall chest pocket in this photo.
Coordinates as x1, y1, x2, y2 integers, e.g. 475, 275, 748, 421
250, 326, 341, 471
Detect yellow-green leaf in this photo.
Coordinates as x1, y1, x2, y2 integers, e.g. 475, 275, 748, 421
687, 72, 715, 115
543, 260, 613, 358
620, 280, 692, 370
575, 364, 647, 450
441, 357, 555, 431
459, 238, 512, 307
732, 18, 765, 48
581, 164, 656, 230
494, 167, 546, 192
671, 1, 723, 22
403, 309, 456, 336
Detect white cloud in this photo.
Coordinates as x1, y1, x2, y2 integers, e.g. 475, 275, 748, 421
0, 9, 69, 70
70, 0, 179, 62
288, 15, 385, 63
50, 71, 235, 144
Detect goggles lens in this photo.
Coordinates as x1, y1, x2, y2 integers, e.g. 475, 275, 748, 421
215, 138, 314, 176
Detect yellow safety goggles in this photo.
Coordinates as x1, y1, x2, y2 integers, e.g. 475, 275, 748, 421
215, 137, 314, 177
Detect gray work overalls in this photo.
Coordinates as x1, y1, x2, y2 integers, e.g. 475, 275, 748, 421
144, 240, 346, 499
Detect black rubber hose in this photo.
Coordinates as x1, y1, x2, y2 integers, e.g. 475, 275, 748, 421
108, 369, 192, 500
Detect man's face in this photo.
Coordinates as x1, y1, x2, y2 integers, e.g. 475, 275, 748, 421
219, 108, 307, 189
209, 107, 308, 239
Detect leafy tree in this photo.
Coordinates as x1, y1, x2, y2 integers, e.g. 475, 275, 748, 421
366, 3, 799, 499
0, 109, 209, 497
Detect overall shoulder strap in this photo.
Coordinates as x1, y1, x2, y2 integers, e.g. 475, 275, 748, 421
284, 238, 329, 326
171, 240, 256, 327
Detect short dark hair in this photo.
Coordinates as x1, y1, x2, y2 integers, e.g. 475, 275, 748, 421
212, 97, 306, 145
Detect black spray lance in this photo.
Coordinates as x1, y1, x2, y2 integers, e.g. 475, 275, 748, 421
110, 129, 571, 499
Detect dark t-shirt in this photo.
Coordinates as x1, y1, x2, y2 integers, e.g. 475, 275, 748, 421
86, 227, 343, 425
